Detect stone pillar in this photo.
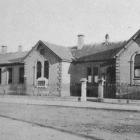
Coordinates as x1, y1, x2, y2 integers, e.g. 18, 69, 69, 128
80, 78, 87, 101
98, 77, 105, 102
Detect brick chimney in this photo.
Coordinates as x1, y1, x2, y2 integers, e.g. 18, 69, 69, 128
1, 46, 7, 53
77, 34, 84, 49
18, 45, 22, 52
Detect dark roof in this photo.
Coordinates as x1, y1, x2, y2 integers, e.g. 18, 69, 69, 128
0, 29, 139, 65
0, 40, 74, 65
71, 41, 126, 61
41, 41, 74, 61
0, 51, 28, 64
0, 41, 125, 65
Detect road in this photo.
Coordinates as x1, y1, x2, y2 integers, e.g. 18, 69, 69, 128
0, 116, 90, 140
0, 102, 139, 140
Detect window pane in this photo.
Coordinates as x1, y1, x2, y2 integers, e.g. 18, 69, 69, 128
87, 67, 91, 76
87, 67, 92, 83
8, 68, 12, 84
19, 67, 24, 83
135, 68, 140, 77
92, 67, 98, 83
134, 54, 140, 78
44, 61, 49, 79
0, 68, 1, 84
37, 61, 41, 78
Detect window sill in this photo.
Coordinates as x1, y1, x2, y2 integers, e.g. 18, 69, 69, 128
134, 77, 140, 80
133, 78, 140, 85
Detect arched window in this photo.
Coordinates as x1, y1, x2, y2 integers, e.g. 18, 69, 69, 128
37, 61, 42, 79
134, 54, 140, 78
44, 61, 49, 79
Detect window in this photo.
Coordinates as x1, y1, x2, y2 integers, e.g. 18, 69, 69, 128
37, 61, 42, 79
87, 67, 92, 83
0, 68, 1, 84
134, 54, 140, 78
37, 77, 48, 88
7, 68, 12, 84
92, 67, 98, 83
134, 66, 140, 77
87, 66, 98, 83
19, 67, 24, 83
44, 61, 49, 79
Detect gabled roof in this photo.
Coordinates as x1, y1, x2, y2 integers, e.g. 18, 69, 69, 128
71, 41, 126, 62
0, 51, 28, 65
70, 29, 140, 62
41, 41, 74, 61
0, 29, 140, 65
0, 40, 74, 65
71, 41, 126, 60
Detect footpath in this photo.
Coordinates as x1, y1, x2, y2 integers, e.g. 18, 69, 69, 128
0, 95, 140, 112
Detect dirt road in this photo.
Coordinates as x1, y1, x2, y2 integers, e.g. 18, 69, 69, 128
0, 102, 139, 140
0, 116, 92, 140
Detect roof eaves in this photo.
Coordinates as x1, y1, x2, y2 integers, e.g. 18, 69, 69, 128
115, 29, 140, 57
22, 41, 40, 61
74, 58, 115, 64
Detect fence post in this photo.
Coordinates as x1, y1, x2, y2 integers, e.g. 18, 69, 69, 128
80, 78, 87, 101
98, 77, 105, 102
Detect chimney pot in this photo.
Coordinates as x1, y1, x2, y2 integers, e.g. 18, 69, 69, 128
18, 45, 22, 52
105, 34, 109, 44
77, 34, 84, 49
1, 46, 7, 53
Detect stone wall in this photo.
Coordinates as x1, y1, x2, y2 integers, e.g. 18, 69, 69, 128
24, 46, 62, 96
61, 62, 71, 96
116, 40, 140, 96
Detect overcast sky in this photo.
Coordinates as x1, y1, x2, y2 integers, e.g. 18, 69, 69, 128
0, 0, 140, 52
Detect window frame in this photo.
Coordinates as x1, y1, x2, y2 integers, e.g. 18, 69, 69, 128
134, 54, 140, 78
7, 67, 13, 84
134, 66, 140, 78
36, 61, 42, 79
44, 60, 49, 79
87, 66, 99, 84
19, 67, 24, 84
0, 68, 1, 84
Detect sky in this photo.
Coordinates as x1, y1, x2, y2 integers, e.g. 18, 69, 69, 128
0, 0, 140, 52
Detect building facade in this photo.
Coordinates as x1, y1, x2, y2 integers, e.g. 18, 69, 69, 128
0, 30, 140, 98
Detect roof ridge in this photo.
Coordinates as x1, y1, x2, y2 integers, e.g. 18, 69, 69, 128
41, 40, 69, 49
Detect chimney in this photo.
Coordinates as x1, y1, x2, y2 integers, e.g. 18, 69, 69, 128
1, 46, 7, 53
77, 34, 84, 49
105, 34, 109, 44
18, 45, 22, 52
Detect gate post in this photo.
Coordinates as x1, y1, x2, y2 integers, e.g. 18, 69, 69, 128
98, 77, 105, 102
80, 78, 87, 101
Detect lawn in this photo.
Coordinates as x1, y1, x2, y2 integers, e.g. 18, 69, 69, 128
0, 103, 139, 140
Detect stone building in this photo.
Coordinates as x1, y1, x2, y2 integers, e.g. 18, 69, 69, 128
0, 30, 140, 98
0, 41, 73, 96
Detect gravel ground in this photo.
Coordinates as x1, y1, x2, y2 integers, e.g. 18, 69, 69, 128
0, 102, 139, 140
0, 117, 90, 140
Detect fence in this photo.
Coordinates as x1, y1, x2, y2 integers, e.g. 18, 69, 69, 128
104, 83, 116, 98
71, 82, 140, 100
